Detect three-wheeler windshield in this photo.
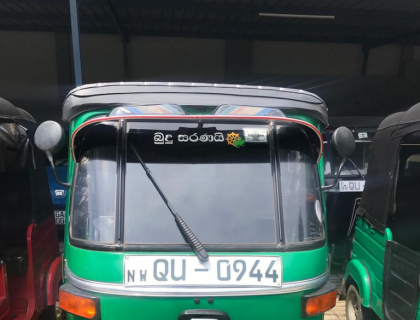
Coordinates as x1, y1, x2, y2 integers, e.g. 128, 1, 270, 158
125, 122, 276, 245
71, 121, 324, 248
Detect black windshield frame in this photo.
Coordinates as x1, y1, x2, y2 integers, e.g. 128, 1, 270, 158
69, 118, 325, 252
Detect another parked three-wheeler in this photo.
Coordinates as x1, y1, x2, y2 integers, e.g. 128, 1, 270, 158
36, 82, 355, 320
342, 102, 420, 320
0, 98, 62, 320
323, 124, 376, 267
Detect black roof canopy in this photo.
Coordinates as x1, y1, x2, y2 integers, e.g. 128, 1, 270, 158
0, 97, 52, 224
0, 97, 36, 124
62, 82, 328, 126
357, 102, 420, 232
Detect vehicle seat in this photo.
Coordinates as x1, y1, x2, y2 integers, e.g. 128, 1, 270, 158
0, 247, 28, 275
0, 173, 32, 247
0, 172, 31, 276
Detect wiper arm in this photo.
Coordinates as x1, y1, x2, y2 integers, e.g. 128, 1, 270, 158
129, 144, 209, 262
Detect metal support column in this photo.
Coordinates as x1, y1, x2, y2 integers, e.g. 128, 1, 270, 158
123, 41, 130, 81
398, 45, 414, 78
361, 45, 370, 77
107, 0, 130, 81
70, 0, 83, 86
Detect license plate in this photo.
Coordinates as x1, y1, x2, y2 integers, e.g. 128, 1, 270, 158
54, 210, 65, 225
124, 255, 282, 287
339, 180, 365, 192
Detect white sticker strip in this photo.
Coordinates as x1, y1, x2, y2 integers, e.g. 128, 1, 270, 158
243, 128, 268, 143
358, 132, 368, 139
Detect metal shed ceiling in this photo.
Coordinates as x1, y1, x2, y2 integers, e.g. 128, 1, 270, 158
0, 0, 419, 46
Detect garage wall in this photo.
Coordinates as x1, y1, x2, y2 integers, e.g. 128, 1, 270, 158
367, 45, 401, 76
0, 31, 60, 120
81, 34, 125, 84
253, 42, 364, 76
130, 36, 226, 82
253, 42, 407, 77
0, 30, 419, 121
81, 35, 226, 83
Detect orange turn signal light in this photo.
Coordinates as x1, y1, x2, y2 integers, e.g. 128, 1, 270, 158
304, 289, 337, 317
59, 288, 97, 319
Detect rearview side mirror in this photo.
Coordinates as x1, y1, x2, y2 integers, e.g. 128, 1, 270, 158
323, 127, 356, 191
34, 120, 65, 155
330, 126, 356, 159
34, 121, 70, 187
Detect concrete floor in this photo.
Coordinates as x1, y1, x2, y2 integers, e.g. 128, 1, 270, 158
325, 299, 346, 320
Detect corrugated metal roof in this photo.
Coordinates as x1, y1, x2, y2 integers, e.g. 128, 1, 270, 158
0, 0, 419, 45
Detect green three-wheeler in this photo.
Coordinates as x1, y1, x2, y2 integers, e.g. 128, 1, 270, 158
324, 125, 376, 268
342, 102, 420, 320
35, 82, 354, 320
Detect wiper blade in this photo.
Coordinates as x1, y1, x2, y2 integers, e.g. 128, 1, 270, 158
129, 144, 209, 262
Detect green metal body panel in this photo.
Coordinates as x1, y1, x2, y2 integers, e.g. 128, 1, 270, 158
345, 218, 393, 319
344, 259, 371, 307
63, 110, 331, 320
65, 246, 328, 320
66, 246, 328, 284
347, 219, 420, 320
416, 304, 420, 320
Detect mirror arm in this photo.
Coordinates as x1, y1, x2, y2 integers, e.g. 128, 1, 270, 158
322, 157, 347, 191
46, 151, 71, 188
347, 158, 365, 179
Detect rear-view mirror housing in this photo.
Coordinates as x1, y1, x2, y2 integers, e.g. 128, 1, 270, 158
34, 120, 69, 187
34, 120, 65, 155
330, 126, 355, 159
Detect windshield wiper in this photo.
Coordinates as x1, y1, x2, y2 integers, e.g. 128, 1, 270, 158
129, 144, 209, 262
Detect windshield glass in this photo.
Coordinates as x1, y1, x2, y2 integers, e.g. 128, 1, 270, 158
279, 150, 324, 243
70, 120, 325, 248
71, 147, 117, 243
71, 123, 118, 244
125, 122, 277, 245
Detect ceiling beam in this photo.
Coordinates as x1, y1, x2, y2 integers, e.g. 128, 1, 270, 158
0, 11, 406, 37
2, 0, 420, 24
2, 22, 417, 45
87, 0, 420, 23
